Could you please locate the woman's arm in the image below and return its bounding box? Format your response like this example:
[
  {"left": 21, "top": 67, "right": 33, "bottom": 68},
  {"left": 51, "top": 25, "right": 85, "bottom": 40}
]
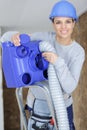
[
  {"left": 0, "top": 31, "right": 19, "bottom": 44},
  {"left": 0, "top": 31, "right": 53, "bottom": 46},
  {"left": 53, "top": 49, "right": 85, "bottom": 94}
]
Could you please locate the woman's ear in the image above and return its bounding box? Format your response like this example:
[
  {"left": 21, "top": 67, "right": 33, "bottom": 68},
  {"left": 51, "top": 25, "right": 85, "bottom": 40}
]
[
  {"left": 52, "top": 22, "right": 57, "bottom": 32},
  {"left": 73, "top": 21, "right": 76, "bottom": 28}
]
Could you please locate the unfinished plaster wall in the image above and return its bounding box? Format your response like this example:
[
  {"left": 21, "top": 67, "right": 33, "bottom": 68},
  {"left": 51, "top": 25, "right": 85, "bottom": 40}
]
[{"left": 72, "top": 11, "right": 87, "bottom": 130}]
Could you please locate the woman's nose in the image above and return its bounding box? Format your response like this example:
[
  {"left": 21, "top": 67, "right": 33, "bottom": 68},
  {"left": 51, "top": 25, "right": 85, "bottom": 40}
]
[{"left": 61, "top": 23, "right": 66, "bottom": 29}]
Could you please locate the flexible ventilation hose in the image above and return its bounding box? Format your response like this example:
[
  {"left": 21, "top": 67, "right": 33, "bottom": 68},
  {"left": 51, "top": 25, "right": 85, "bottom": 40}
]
[{"left": 39, "top": 41, "right": 69, "bottom": 130}]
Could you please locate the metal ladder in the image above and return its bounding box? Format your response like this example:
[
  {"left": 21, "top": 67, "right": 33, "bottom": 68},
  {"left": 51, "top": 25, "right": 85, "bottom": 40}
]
[{"left": 15, "top": 82, "right": 57, "bottom": 130}]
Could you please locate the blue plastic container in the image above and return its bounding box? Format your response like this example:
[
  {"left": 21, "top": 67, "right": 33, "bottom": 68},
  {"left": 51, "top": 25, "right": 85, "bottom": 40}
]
[{"left": 2, "top": 34, "right": 48, "bottom": 88}]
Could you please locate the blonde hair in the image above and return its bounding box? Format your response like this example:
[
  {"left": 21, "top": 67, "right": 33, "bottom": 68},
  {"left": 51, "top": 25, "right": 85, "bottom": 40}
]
[{"left": 72, "top": 21, "right": 80, "bottom": 42}]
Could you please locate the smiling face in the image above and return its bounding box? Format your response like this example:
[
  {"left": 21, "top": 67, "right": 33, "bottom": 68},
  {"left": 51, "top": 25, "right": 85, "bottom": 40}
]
[{"left": 53, "top": 17, "right": 75, "bottom": 43}]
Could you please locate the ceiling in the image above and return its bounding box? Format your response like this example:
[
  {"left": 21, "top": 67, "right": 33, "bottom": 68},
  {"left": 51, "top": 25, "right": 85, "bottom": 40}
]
[{"left": 0, "top": 0, "right": 87, "bottom": 32}]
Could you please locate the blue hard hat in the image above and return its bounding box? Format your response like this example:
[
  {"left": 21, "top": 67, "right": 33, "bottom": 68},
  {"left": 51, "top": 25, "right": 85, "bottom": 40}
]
[{"left": 49, "top": 0, "right": 78, "bottom": 21}]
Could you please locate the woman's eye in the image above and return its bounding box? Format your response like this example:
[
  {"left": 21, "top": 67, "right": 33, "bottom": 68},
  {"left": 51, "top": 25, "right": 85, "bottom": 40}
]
[
  {"left": 54, "top": 19, "right": 73, "bottom": 25},
  {"left": 55, "top": 21, "right": 61, "bottom": 24},
  {"left": 66, "top": 20, "right": 72, "bottom": 24}
]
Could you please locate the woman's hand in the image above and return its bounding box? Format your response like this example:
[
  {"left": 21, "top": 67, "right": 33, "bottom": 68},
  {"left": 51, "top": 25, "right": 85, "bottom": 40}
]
[
  {"left": 42, "top": 52, "right": 58, "bottom": 64},
  {"left": 11, "top": 33, "right": 21, "bottom": 46}
]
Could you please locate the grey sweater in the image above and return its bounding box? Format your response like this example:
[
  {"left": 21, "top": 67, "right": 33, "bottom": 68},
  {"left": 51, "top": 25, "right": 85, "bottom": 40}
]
[
  {"left": 0, "top": 31, "right": 85, "bottom": 107},
  {"left": 31, "top": 32, "right": 85, "bottom": 107}
]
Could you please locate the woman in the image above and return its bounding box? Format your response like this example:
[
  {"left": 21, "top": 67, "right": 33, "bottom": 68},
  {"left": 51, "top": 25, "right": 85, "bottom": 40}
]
[{"left": 1, "top": 1, "right": 85, "bottom": 129}]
